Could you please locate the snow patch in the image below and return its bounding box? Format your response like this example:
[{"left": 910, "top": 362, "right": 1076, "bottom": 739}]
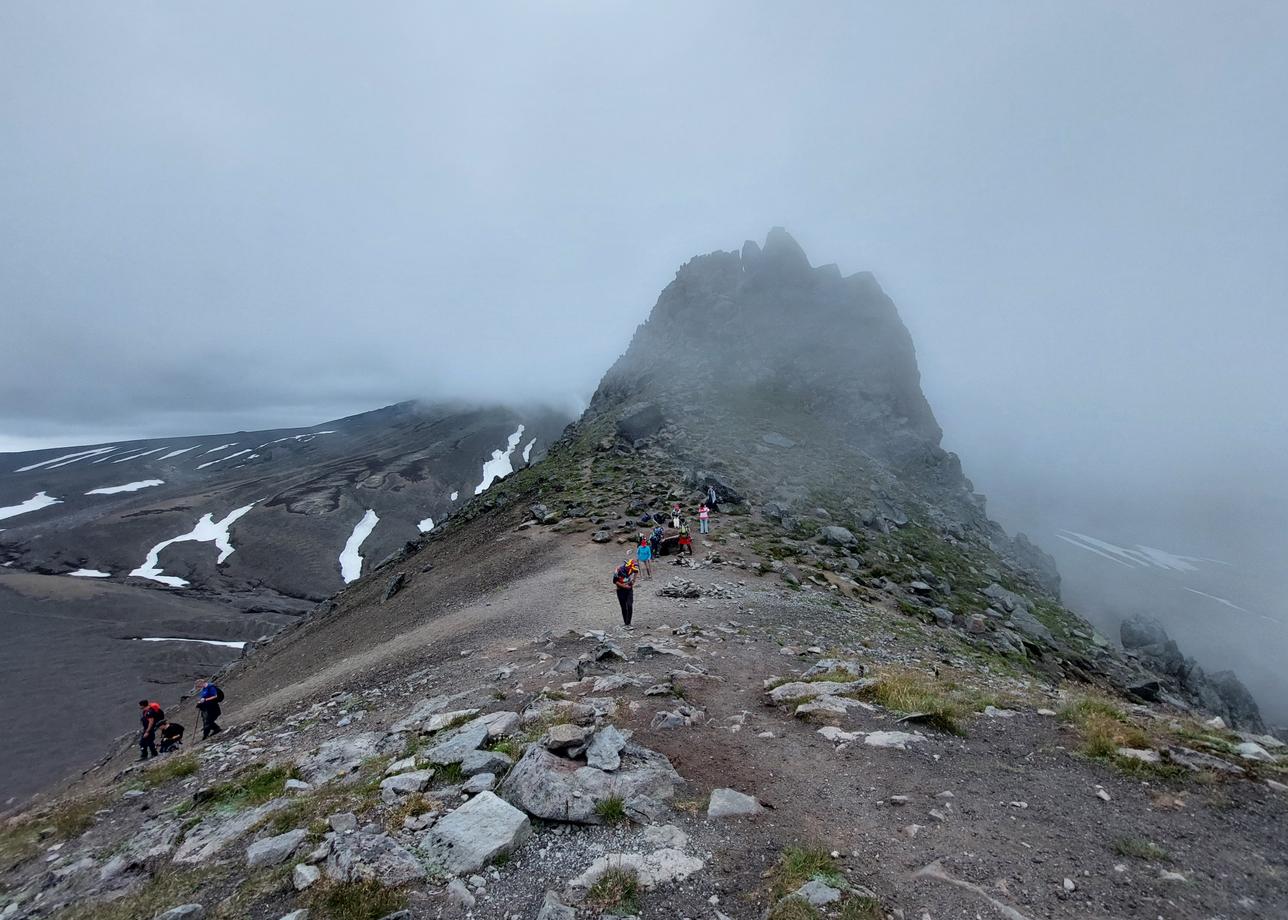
[
  {"left": 15, "top": 447, "right": 117, "bottom": 472},
  {"left": 450, "top": 491, "right": 459, "bottom": 501},
  {"left": 86, "top": 479, "right": 164, "bottom": 495},
  {"left": 158, "top": 446, "right": 200, "bottom": 461},
  {"left": 268, "top": 430, "right": 336, "bottom": 445},
  {"left": 474, "top": 425, "right": 525, "bottom": 494},
  {"left": 196, "top": 449, "right": 252, "bottom": 470},
  {"left": 418, "top": 517, "right": 434, "bottom": 533},
  {"left": 68, "top": 569, "right": 111, "bottom": 578},
  {"left": 130, "top": 503, "right": 256, "bottom": 587},
  {"left": 201, "top": 443, "right": 238, "bottom": 455},
  {"left": 522, "top": 437, "right": 537, "bottom": 464},
  {"left": 339, "top": 509, "right": 379, "bottom": 584},
  {"left": 0, "top": 491, "right": 63, "bottom": 521},
  {"left": 1056, "top": 530, "right": 1216, "bottom": 573},
  {"left": 136, "top": 637, "right": 246, "bottom": 650},
  {"left": 111, "top": 447, "right": 167, "bottom": 464}
]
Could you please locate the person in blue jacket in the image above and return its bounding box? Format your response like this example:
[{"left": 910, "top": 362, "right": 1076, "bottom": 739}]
[{"left": 195, "top": 678, "right": 224, "bottom": 739}]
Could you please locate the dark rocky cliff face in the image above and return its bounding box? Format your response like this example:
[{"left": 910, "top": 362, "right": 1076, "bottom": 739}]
[{"left": 585, "top": 227, "right": 1058, "bottom": 594}]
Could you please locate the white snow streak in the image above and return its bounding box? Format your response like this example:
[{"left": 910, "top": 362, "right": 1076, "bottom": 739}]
[
  {"left": 86, "top": 479, "right": 164, "bottom": 495},
  {"left": 1055, "top": 530, "right": 1215, "bottom": 573},
  {"left": 268, "top": 430, "right": 337, "bottom": 445},
  {"left": 450, "top": 491, "right": 459, "bottom": 501},
  {"left": 418, "top": 517, "right": 434, "bottom": 533},
  {"left": 474, "top": 425, "right": 525, "bottom": 494},
  {"left": 339, "top": 509, "right": 379, "bottom": 584},
  {"left": 0, "top": 491, "right": 63, "bottom": 521},
  {"left": 522, "top": 437, "right": 536, "bottom": 464},
  {"left": 112, "top": 447, "right": 167, "bottom": 463},
  {"left": 15, "top": 447, "right": 116, "bottom": 472},
  {"left": 130, "top": 503, "right": 256, "bottom": 587},
  {"left": 158, "top": 446, "right": 201, "bottom": 461},
  {"left": 196, "top": 449, "right": 252, "bottom": 470},
  {"left": 202, "top": 443, "right": 238, "bottom": 455},
  {"left": 68, "top": 569, "right": 111, "bottom": 578},
  {"left": 137, "top": 637, "right": 246, "bottom": 649}
]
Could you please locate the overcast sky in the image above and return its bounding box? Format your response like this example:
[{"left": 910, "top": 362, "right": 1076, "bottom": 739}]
[{"left": 1, "top": 4, "right": 1283, "bottom": 512}]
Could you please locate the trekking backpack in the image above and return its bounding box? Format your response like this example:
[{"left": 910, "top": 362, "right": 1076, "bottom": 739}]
[
  {"left": 148, "top": 702, "right": 165, "bottom": 722},
  {"left": 213, "top": 686, "right": 225, "bottom": 704}
]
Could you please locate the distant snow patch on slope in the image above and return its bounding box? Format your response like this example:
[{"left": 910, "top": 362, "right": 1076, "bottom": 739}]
[
  {"left": 86, "top": 479, "right": 164, "bottom": 495},
  {"left": 196, "top": 449, "right": 252, "bottom": 470},
  {"left": 68, "top": 569, "right": 111, "bottom": 578},
  {"left": 202, "top": 443, "right": 238, "bottom": 455},
  {"left": 158, "top": 446, "right": 200, "bottom": 461},
  {"left": 112, "top": 447, "right": 167, "bottom": 463},
  {"left": 131, "top": 503, "right": 256, "bottom": 588},
  {"left": 15, "top": 447, "right": 117, "bottom": 472},
  {"left": 0, "top": 491, "right": 63, "bottom": 521},
  {"left": 522, "top": 437, "right": 536, "bottom": 464},
  {"left": 418, "top": 517, "right": 434, "bottom": 533},
  {"left": 1055, "top": 530, "right": 1216, "bottom": 573},
  {"left": 269, "top": 430, "right": 337, "bottom": 445},
  {"left": 136, "top": 637, "right": 246, "bottom": 649},
  {"left": 340, "top": 509, "right": 379, "bottom": 584},
  {"left": 451, "top": 491, "right": 459, "bottom": 501},
  {"left": 474, "top": 425, "right": 525, "bottom": 494}
]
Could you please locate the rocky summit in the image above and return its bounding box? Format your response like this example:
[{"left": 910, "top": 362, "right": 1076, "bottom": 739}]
[{"left": 1, "top": 231, "right": 1283, "bottom": 920}]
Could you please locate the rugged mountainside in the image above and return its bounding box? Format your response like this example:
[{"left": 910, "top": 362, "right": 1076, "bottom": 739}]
[
  {"left": 0, "top": 401, "right": 569, "bottom": 802},
  {"left": 1, "top": 232, "right": 1283, "bottom": 920}
]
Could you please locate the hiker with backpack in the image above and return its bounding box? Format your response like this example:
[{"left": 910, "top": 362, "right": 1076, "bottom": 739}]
[
  {"left": 649, "top": 524, "right": 664, "bottom": 558},
  {"left": 678, "top": 520, "right": 694, "bottom": 555},
  {"left": 613, "top": 558, "right": 638, "bottom": 628},
  {"left": 196, "top": 678, "right": 224, "bottom": 739},
  {"left": 137, "top": 699, "right": 164, "bottom": 760},
  {"left": 706, "top": 484, "right": 719, "bottom": 512}
]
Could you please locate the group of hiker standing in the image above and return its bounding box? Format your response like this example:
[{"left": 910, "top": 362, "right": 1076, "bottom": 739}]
[
  {"left": 137, "top": 678, "right": 225, "bottom": 761},
  {"left": 612, "top": 485, "right": 720, "bottom": 628}
]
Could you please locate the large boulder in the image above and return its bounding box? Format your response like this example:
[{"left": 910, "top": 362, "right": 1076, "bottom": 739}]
[
  {"left": 424, "top": 722, "right": 489, "bottom": 765},
  {"left": 498, "top": 742, "right": 680, "bottom": 824},
  {"left": 324, "top": 832, "right": 426, "bottom": 886},
  {"left": 246, "top": 829, "right": 307, "bottom": 868},
  {"left": 420, "top": 792, "right": 531, "bottom": 875},
  {"left": 820, "top": 526, "right": 857, "bottom": 547}
]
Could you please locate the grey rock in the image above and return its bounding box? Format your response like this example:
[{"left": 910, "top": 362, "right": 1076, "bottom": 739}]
[
  {"left": 498, "top": 742, "right": 680, "bottom": 824},
  {"left": 445, "top": 878, "right": 475, "bottom": 911},
  {"left": 328, "top": 812, "right": 358, "bottom": 833},
  {"left": 424, "top": 723, "right": 489, "bottom": 765},
  {"left": 247, "top": 829, "right": 307, "bottom": 868},
  {"left": 820, "top": 525, "right": 857, "bottom": 547},
  {"left": 707, "top": 787, "right": 763, "bottom": 818},
  {"left": 174, "top": 799, "right": 290, "bottom": 864},
  {"left": 535, "top": 890, "right": 576, "bottom": 920},
  {"left": 324, "top": 832, "right": 426, "bottom": 885},
  {"left": 461, "top": 749, "right": 512, "bottom": 776},
  {"left": 293, "top": 863, "right": 321, "bottom": 890},
  {"left": 379, "top": 770, "right": 432, "bottom": 803},
  {"left": 591, "top": 530, "right": 612, "bottom": 543},
  {"left": 792, "top": 880, "right": 842, "bottom": 906},
  {"left": 421, "top": 792, "right": 531, "bottom": 875},
  {"left": 463, "top": 772, "right": 497, "bottom": 794},
  {"left": 585, "top": 725, "right": 628, "bottom": 771},
  {"left": 284, "top": 778, "right": 312, "bottom": 793},
  {"left": 382, "top": 573, "right": 407, "bottom": 602},
  {"left": 156, "top": 907, "right": 204, "bottom": 920},
  {"left": 299, "top": 733, "right": 385, "bottom": 784},
  {"left": 1009, "top": 608, "right": 1055, "bottom": 645},
  {"left": 542, "top": 723, "right": 592, "bottom": 751},
  {"left": 279, "top": 911, "right": 310, "bottom": 920}
]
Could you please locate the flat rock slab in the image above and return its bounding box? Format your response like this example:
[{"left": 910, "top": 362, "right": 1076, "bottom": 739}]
[
  {"left": 707, "top": 788, "right": 763, "bottom": 818},
  {"left": 568, "top": 848, "right": 704, "bottom": 889},
  {"left": 421, "top": 791, "right": 531, "bottom": 875},
  {"left": 325, "top": 831, "right": 426, "bottom": 886},
  {"left": 380, "top": 769, "right": 433, "bottom": 803},
  {"left": 499, "top": 743, "right": 680, "bottom": 824},
  {"left": 246, "top": 829, "right": 307, "bottom": 868},
  {"left": 864, "top": 731, "right": 926, "bottom": 750},
  {"left": 174, "top": 799, "right": 290, "bottom": 864},
  {"left": 298, "top": 733, "right": 386, "bottom": 784},
  {"left": 424, "top": 723, "right": 489, "bottom": 765},
  {"left": 585, "top": 726, "right": 628, "bottom": 771}
]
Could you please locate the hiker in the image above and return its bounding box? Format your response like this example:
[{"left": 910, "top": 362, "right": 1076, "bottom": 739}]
[
  {"left": 613, "top": 558, "right": 638, "bottom": 628},
  {"left": 671, "top": 502, "right": 682, "bottom": 528},
  {"left": 650, "top": 524, "right": 664, "bottom": 557},
  {"left": 636, "top": 534, "right": 653, "bottom": 577},
  {"left": 138, "top": 699, "right": 164, "bottom": 760},
  {"left": 678, "top": 520, "right": 694, "bottom": 555},
  {"left": 158, "top": 720, "right": 185, "bottom": 753},
  {"left": 698, "top": 502, "right": 710, "bottom": 534},
  {"left": 706, "top": 484, "right": 719, "bottom": 512},
  {"left": 195, "top": 678, "right": 224, "bottom": 739}
]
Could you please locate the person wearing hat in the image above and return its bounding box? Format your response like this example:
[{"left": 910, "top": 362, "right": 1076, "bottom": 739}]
[{"left": 612, "top": 558, "right": 639, "bottom": 628}]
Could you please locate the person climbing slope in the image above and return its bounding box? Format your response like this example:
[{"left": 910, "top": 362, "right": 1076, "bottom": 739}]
[
  {"left": 158, "top": 720, "right": 185, "bottom": 753},
  {"left": 613, "top": 558, "right": 638, "bottom": 628},
  {"left": 650, "top": 523, "right": 664, "bottom": 557},
  {"left": 195, "top": 678, "right": 224, "bottom": 739},
  {"left": 137, "top": 699, "right": 164, "bottom": 761},
  {"left": 636, "top": 534, "right": 653, "bottom": 577},
  {"left": 678, "top": 519, "right": 693, "bottom": 555}
]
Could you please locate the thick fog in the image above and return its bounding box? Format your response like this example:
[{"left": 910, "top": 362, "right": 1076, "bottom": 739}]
[{"left": 2, "top": 6, "right": 1285, "bottom": 717}]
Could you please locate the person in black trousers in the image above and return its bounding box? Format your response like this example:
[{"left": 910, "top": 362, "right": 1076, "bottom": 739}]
[{"left": 613, "top": 559, "right": 638, "bottom": 628}]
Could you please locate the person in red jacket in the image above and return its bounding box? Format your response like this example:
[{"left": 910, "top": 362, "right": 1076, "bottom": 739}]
[{"left": 137, "top": 699, "right": 164, "bottom": 760}]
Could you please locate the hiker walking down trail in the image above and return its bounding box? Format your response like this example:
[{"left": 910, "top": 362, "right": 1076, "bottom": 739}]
[
  {"left": 613, "top": 559, "right": 638, "bottom": 628},
  {"left": 137, "top": 699, "right": 164, "bottom": 760},
  {"left": 196, "top": 679, "right": 224, "bottom": 739},
  {"left": 636, "top": 535, "right": 653, "bottom": 577},
  {"left": 706, "top": 484, "right": 719, "bottom": 512},
  {"left": 698, "top": 502, "right": 710, "bottom": 534},
  {"left": 678, "top": 520, "right": 694, "bottom": 555},
  {"left": 650, "top": 524, "right": 664, "bottom": 558}
]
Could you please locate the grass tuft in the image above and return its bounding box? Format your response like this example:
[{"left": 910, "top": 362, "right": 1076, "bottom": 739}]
[
  {"left": 769, "top": 845, "right": 844, "bottom": 901},
  {"left": 585, "top": 867, "right": 642, "bottom": 915},
  {"left": 594, "top": 796, "right": 627, "bottom": 824},
  {"left": 852, "top": 669, "right": 969, "bottom": 735},
  {"left": 1112, "top": 837, "right": 1169, "bottom": 861},
  {"left": 138, "top": 752, "right": 200, "bottom": 787},
  {"left": 306, "top": 879, "right": 407, "bottom": 920}
]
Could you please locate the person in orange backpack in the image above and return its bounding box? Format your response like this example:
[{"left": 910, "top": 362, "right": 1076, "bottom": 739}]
[{"left": 138, "top": 699, "right": 164, "bottom": 760}]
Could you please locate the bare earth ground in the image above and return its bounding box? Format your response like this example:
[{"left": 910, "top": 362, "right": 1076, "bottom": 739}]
[{"left": 8, "top": 515, "right": 1286, "bottom": 920}]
